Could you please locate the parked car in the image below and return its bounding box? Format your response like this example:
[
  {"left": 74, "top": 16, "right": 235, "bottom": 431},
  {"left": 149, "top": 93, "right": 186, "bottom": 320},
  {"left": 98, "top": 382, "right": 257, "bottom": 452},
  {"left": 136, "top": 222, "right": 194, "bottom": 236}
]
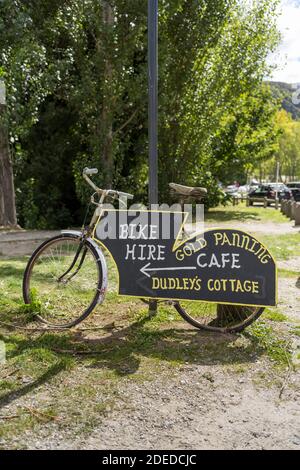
[
  {"left": 224, "top": 185, "right": 241, "bottom": 199},
  {"left": 249, "top": 180, "right": 259, "bottom": 191},
  {"left": 248, "top": 183, "right": 292, "bottom": 206},
  {"left": 237, "top": 184, "right": 250, "bottom": 195},
  {"left": 268, "top": 183, "right": 292, "bottom": 201},
  {"left": 286, "top": 182, "right": 300, "bottom": 202},
  {"left": 286, "top": 182, "right": 300, "bottom": 189},
  {"left": 289, "top": 188, "right": 300, "bottom": 202}
]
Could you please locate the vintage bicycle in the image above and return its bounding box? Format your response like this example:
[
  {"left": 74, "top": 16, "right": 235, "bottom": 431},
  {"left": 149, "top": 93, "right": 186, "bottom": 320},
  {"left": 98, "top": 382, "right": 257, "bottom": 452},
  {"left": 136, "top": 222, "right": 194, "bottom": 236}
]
[{"left": 23, "top": 168, "right": 274, "bottom": 333}]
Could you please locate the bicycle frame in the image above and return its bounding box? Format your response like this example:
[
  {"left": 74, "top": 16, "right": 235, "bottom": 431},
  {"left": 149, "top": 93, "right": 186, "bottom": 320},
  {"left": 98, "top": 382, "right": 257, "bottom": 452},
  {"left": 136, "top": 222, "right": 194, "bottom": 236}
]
[
  {"left": 58, "top": 191, "right": 125, "bottom": 288},
  {"left": 22, "top": 168, "right": 275, "bottom": 332}
]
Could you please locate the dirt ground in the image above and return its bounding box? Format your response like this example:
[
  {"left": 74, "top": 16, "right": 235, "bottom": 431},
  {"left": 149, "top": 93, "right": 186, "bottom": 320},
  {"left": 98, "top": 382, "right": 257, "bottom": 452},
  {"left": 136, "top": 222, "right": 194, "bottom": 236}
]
[
  {"left": 205, "top": 218, "right": 297, "bottom": 234},
  {"left": 0, "top": 217, "right": 299, "bottom": 450},
  {"left": 1, "top": 326, "right": 299, "bottom": 450},
  {"left": 67, "top": 365, "right": 300, "bottom": 450}
]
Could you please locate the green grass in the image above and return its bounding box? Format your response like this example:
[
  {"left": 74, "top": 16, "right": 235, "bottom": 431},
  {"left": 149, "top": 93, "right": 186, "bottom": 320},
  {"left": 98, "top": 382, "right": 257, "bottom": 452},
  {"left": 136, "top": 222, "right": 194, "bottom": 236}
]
[
  {"left": 278, "top": 268, "right": 300, "bottom": 278},
  {"left": 255, "top": 233, "right": 300, "bottom": 260},
  {"left": 205, "top": 201, "right": 288, "bottom": 224},
  {"left": 246, "top": 322, "right": 291, "bottom": 366},
  {"left": 291, "top": 325, "right": 300, "bottom": 337},
  {"left": 263, "top": 309, "right": 288, "bottom": 323},
  {"left": 0, "top": 257, "right": 33, "bottom": 324}
]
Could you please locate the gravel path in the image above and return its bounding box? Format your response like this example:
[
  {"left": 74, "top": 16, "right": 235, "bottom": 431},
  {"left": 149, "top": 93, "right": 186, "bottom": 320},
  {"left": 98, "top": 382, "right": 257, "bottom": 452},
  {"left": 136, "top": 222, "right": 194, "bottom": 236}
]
[
  {"left": 73, "top": 368, "right": 300, "bottom": 450},
  {"left": 205, "top": 220, "right": 297, "bottom": 235},
  {"left": 3, "top": 360, "right": 299, "bottom": 450}
]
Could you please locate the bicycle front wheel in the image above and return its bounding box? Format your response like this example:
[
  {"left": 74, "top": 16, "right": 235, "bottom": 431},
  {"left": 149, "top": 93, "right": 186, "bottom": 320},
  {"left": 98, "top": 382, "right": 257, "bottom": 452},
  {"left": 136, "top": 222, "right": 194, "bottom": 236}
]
[
  {"left": 23, "top": 233, "right": 105, "bottom": 328},
  {"left": 175, "top": 301, "right": 264, "bottom": 333}
]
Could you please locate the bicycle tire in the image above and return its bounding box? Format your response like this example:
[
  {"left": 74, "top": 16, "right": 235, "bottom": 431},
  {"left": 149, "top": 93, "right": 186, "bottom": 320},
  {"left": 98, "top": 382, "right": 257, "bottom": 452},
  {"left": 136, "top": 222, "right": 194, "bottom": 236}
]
[
  {"left": 174, "top": 301, "right": 264, "bottom": 333},
  {"left": 23, "top": 233, "right": 106, "bottom": 328}
]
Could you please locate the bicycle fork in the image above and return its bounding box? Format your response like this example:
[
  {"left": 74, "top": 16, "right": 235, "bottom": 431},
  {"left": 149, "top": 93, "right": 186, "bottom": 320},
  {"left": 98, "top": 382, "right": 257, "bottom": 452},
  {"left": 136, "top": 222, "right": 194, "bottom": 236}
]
[{"left": 57, "top": 241, "right": 88, "bottom": 284}]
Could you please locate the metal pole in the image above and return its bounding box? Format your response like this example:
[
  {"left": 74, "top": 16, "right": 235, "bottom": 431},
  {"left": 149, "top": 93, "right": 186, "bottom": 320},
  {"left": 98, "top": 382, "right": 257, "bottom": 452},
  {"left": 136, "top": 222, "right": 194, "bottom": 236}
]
[
  {"left": 148, "top": 0, "right": 158, "bottom": 316},
  {"left": 148, "top": 0, "right": 158, "bottom": 207},
  {"left": 275, "top": 160, "right": 280, "bottom": 209}
]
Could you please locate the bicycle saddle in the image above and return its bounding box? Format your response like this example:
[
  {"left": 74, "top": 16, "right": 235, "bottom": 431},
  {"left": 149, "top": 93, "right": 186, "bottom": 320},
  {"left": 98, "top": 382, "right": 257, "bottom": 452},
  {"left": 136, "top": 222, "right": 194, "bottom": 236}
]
[{"left": 169, "top": 183, "right": 207, "bottom": 198}]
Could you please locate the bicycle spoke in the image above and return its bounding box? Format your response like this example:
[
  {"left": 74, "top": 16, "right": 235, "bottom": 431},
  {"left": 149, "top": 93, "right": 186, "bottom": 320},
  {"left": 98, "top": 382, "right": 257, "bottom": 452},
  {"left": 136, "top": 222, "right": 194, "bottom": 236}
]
[
  {"left": 24, "top": 236, "right": 101, "bottom": 327},
  {"left": 175, "top": 301, "right": 263, "bottom": 332}
]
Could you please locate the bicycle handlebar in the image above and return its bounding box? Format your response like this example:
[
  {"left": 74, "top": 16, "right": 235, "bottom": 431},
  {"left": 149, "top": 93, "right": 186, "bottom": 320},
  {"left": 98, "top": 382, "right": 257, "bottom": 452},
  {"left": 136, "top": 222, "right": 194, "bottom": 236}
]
[
  {"left": 83, "top": 168, "right": 98, "bottom": 176},
  {"left": 82, "top": 167, "right": 134, "bottom": 200}
]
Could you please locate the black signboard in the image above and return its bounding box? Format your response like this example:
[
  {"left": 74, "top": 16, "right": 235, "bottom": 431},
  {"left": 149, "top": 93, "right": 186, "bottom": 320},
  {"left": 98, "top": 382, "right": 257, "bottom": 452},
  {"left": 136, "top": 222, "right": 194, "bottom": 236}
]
[{"left": 93, "top": 210, "right": 277, "bottom": 307}]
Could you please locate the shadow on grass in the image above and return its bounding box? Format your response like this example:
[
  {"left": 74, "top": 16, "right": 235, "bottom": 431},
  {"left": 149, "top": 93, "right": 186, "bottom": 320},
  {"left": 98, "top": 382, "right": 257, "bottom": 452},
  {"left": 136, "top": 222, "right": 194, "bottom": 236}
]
[
  {"left": 0, "top": 264, "right": 26, "bottom": 278},
  {"left": 84, "top": 318, "right": 264, "bottom": 375},
  {"left": 0, "top": 314, "right": 264, "bottom": 410},
  {"left": 0, "top": 361, "right": 67, "bottom": 409}
]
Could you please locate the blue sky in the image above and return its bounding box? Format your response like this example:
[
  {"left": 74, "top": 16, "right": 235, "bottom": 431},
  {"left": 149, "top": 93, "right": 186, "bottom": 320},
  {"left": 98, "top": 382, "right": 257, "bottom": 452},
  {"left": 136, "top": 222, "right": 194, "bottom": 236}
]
[{"left": 268, "top": 0, "right": 300, "bottom": 83}]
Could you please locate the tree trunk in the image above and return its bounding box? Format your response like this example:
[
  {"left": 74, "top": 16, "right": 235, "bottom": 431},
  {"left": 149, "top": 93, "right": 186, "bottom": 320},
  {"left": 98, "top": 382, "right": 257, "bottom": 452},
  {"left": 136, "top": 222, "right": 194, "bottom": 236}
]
[
  {"left": 0, "top": 103, "right": 17, "bottom": 228},
  {"left": 259, "top": 163, "right": 262, "bottom": 183}
]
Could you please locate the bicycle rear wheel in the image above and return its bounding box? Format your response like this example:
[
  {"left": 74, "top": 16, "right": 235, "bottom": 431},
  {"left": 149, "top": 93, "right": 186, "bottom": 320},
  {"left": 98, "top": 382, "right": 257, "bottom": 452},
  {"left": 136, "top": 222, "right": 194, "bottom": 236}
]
[
  {"left": 23, "top": 233, "right": 105, "bottom": 328},
  {"left": 175, "top": 301, "right": 264, "bottom": 333}
]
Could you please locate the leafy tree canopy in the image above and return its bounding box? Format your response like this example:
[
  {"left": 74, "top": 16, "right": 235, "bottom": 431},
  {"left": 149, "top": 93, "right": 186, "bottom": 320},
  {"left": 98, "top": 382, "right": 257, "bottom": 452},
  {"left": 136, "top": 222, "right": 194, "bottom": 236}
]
[{"left": 0, "top": 0, "right": 281, "bottom": 227}]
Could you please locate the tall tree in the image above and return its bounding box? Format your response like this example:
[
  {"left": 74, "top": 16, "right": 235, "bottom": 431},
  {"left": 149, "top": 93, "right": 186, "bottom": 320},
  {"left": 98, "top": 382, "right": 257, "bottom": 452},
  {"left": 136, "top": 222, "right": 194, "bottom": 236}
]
[
  {"left": 0, "top": 81, "right": 17, "bottom": 228},
  {"left": 262, "top": 109, "right": 300, "bottom": 181},
  {"left": 211, "top": 84, "right": 280, "bottom": 185},
  {"left": 158, "top": 0, "right": 280, "bottom": 199},
  {"left": 0, "top": 0, "right": 281, "bottom": 228}
]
